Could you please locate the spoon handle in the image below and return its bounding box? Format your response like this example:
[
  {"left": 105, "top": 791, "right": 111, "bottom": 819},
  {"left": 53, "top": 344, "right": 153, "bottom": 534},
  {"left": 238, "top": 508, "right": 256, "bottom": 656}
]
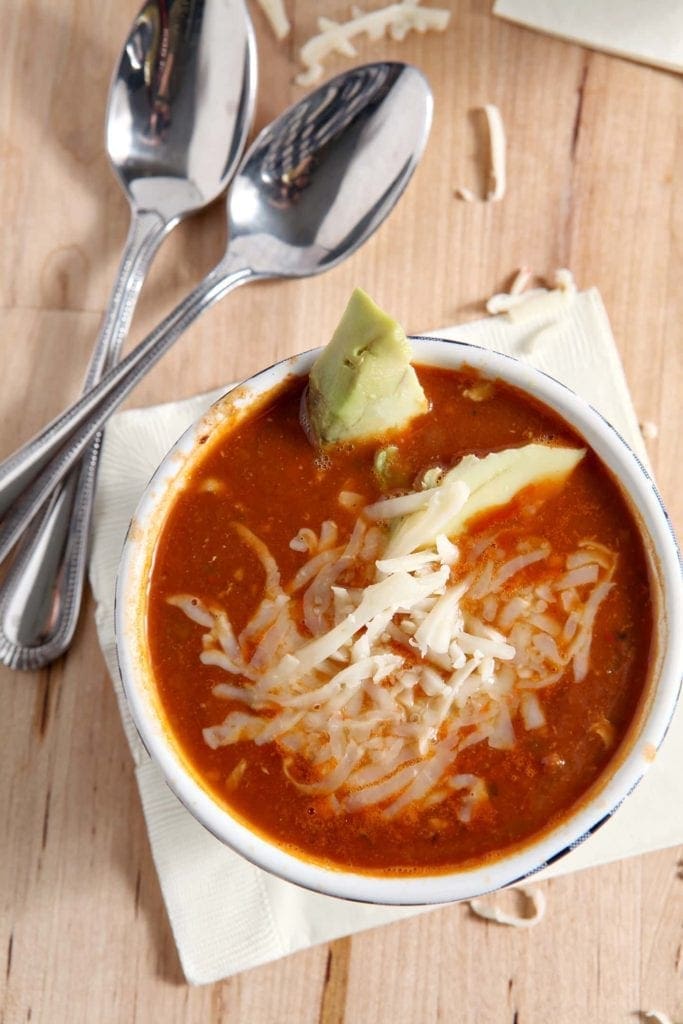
[
  {"left": 0, "top": 213, "right": 163, "bottom": 513},
  {"left": 0, "top": 209, "right": 172, "bottom": 669},
  {"left": 0, "top": 253, "right": 256, "bottom": 582}
]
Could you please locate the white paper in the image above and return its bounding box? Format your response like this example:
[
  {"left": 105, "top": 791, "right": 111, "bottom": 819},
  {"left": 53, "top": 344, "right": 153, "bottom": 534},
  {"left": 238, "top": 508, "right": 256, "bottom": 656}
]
[
  {"left": 493, "top": 0, "right": 683, "bottom": 74},
  {"left": 89, "top": 289, "right": 682, "bottom": 984}
]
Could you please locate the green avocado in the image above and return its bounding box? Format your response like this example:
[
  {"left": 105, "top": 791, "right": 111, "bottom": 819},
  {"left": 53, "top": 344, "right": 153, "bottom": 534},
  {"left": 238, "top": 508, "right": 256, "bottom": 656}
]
[
  {"left": 306, "top": 289, "right": 428, "bottom": 446},
  {"left": 383, "top": 443, "right": 586, "bottom": 559}
]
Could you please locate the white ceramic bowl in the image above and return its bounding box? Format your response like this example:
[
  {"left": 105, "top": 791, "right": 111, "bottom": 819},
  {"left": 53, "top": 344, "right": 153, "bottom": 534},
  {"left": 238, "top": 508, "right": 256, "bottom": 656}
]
[{"left": 115, "top": 338, "right": 683, "bottom": 904}]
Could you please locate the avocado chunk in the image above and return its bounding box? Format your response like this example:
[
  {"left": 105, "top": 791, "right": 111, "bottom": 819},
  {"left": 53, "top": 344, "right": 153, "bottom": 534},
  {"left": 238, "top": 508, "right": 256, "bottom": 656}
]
[{"left": 306, "top": 289, "right": 428, "bottom": 446}]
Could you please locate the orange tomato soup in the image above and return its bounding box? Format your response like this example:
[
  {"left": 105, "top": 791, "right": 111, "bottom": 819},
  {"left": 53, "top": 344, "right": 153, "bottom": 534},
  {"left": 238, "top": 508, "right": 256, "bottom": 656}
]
[{"left": 146, "top": 366, "right": 652, "bottom": 874}]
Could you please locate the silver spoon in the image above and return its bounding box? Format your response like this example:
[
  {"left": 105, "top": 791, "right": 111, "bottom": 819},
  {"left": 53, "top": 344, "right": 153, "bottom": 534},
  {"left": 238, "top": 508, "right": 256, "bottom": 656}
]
[
  {"left": 0, "top": 62, "right": 433, "bottom": 670},
  {"left": 0, "top": 0, "right": 256, "bottom": 669}
]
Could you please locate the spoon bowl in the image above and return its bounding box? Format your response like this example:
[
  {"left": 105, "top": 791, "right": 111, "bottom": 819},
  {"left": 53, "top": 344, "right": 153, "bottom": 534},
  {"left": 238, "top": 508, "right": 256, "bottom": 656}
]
[
  {"left": 227, "top": 63, "right": 432, "bottom": 276},
  {"left": 108, "top": 0, "right": 255, "bottom": 219}
]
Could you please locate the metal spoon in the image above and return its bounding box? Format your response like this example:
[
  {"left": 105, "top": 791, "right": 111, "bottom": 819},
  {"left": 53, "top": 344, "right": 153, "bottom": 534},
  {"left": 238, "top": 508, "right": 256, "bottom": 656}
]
[
  {"left": 0, "top": 0, "right": 256, "bottom": 669},
  {"left": 0, "top": 62, "right": 433, "bottom": 670}
]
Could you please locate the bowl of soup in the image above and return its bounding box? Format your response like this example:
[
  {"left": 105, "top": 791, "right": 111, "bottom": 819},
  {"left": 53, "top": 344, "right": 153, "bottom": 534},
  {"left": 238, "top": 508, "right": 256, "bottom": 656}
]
[{"left": 115, "top": 336, "right": 682, "bottom": 904}]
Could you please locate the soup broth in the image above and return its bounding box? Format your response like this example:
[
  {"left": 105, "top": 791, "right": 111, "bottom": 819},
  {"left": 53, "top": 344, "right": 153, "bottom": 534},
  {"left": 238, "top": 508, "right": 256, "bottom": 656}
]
[{"left": 146, "top": 366, "right": 652, "bottom": 874}]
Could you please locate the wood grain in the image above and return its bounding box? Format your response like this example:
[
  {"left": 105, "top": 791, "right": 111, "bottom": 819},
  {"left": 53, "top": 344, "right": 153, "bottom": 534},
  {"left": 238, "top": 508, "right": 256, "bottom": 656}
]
[{"left": 1, "top": 1, "right": 681, "bottom": 1022}]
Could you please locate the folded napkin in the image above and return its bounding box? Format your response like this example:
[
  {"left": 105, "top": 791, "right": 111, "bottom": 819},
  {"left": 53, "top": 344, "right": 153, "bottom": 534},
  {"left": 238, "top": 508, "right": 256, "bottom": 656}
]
[
  {"left": 89, "top": 289, "right": 682, "bottom": 985},
  {"left": 493, "top": 0, "right": 683, "bottom": 74}
]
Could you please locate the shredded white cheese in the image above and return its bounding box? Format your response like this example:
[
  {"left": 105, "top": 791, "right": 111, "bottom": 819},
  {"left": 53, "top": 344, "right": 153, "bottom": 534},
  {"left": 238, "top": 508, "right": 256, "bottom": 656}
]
[
  {"left": 510, "top": 266, "right": 533, "bottom": 295},
  {"left": 485, "top": 288, "right": 547, "bottom": 316},
  {"left": 468, "top": 885, "right": 546, "bottom": 928},
  {"left": 455, "top": 104, "right": 507, "bottom": 203},
  {"left": 483, "top": 104, "right": 506, "bottom": 202},
  {"left": 295, "top": 0, "right": 451, "bottom": 86},
  {"left": 169, "top": 462, "right": 616, "bottom": 824},
  {"left": 552, "top": 267, "right": 576, "bottom": 293},
  {"left": 339, "top": 490, "right": 366, "bottom": 510},
  {"left": 255, "top": 0, "right": 290, "bottom": 40},
  {"left": 486, "top": 267, "right": 577, "bottom": 323},
  {"left": 506, "top": 290, "right": 574, "bottom": 324},
  {"left": 640, "top": 420, "right": 659, "bottom": 440}
]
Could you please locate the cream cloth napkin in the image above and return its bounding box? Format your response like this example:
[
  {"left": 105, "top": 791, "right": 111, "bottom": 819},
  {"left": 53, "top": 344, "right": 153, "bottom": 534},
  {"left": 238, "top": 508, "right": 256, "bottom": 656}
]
[
  {"left": 493, "top": 0, "right": 683, "bottom": 73},
  {"left": 89, "top": 289, "right": 682, "bottom": 985}
]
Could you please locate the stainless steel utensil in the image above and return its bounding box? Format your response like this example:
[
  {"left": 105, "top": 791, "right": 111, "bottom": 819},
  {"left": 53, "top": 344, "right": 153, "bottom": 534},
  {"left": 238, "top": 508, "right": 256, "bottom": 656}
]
[
  {"left": 0, "top": 0, "right": 256, "bottom": 669},
  {"left": 0, "top": 62, "right": 433, "bottom": 671}
]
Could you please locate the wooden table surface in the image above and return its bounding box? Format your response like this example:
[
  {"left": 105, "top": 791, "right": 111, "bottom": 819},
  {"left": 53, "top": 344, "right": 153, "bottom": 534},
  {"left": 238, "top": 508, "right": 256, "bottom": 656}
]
[{"left": 1, "top": 2, "right": 682, "bottom": 1021}]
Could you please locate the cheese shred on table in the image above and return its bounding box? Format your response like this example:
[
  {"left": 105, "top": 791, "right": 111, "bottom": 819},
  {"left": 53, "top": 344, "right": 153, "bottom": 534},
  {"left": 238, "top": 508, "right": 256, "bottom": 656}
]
[
  {"left": 255, "top": 0, "right": 291, "bottom": 40},
  {"left": 169, "top": 461, "right": 616, "bottom": 825},
  {"left": 483, "top": 104, "right": 506, "bottom": 202},
  {"left": 295, "top": 0, "right": 451, "bottom": 86},
  {"left": 468, "top": 885, "right": 546, "bottom": 928},
  {"left": 486, "top": 267, "right": 577, "bottom": 320},
  {"left": 455, "top": 104, "right": 507, "bottom": 203}
]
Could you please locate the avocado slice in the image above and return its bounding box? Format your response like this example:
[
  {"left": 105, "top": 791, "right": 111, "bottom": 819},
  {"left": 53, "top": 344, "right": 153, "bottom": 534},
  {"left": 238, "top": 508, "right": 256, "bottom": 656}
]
[
  {"left": 306, "top": 289, "right": 428, "bottom": 446},
  {"left": 440, "top": 444, "right": 586, "bottom": 537},
  {"left": 384, "top": 443, "right": 586, "bottom": 558}
]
